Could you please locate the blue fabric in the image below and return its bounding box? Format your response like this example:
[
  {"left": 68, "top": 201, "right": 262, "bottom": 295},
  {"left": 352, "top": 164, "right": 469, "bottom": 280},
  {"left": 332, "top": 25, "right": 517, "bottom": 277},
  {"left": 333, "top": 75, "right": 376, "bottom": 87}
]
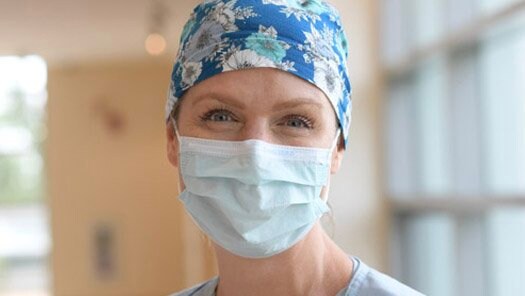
[
  {"left": 165, "top": 0, "right": 352, "bottom": 147},
  {"left": 167, "top": 256, "right": 426, "bottom": 296},
  {"left": 176, "top": 134, "right": 334, "bottom": 258}
]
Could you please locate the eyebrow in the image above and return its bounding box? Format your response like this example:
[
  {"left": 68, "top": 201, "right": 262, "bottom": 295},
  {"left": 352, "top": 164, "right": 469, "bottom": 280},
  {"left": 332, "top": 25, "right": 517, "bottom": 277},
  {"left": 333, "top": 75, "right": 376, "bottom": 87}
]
[
  {"left": 272, "top": 97, "right": 324, "bottom": 111},
  {"left": 191, "top": 91, "right": 323, "bottom": 110},
  {"left": 191, "top": 92, "right": 246, "bottom": 109}
]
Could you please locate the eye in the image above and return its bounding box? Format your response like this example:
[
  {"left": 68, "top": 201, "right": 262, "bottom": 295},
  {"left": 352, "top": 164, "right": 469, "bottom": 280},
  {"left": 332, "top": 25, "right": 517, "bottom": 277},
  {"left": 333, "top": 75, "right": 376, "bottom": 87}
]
[
  {"left": 280, "top": 115, "right": 314, "bottom": 129},
  {"left": 200, "top": 108, "right": 238, "bottom": 122}
]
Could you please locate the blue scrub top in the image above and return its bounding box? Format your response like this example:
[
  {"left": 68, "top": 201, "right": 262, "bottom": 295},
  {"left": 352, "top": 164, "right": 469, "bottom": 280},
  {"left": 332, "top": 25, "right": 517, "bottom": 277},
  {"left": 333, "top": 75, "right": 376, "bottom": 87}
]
[{"left": 169, "top": 256, "right": 425, "bottom": 296}]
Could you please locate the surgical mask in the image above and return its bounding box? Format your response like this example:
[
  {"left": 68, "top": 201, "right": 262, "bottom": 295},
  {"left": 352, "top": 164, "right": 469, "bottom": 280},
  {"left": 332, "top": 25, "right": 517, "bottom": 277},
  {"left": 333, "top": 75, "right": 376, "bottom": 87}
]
[{"left": 173, "top": 121, "right": 340, "bottom": 258}]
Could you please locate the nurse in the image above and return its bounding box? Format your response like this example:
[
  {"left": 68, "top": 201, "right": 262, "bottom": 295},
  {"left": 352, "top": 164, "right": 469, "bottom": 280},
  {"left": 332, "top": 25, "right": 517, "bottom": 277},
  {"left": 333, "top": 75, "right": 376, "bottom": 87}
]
[{"left": 165, "top": 0, "right": 424, "bottom": 295}]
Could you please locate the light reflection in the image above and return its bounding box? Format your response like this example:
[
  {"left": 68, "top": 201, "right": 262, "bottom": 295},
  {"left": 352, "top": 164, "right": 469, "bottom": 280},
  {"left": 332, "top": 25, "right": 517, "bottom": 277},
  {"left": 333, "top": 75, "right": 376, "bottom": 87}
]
[
  {"left": 145, "top": 33, "right": 167, "bottom": 56},
  {"left": 18, "top": 56, "right": 47, "bottom": 95},
  {"left": 0, "top": 126, "right": 33, "bottom": 155},
  {"left": 0, "top": 54, "right": 49, "bottom": 296},
  {"left": 0, "top": 55, "right": 47, "bottom": 97}
]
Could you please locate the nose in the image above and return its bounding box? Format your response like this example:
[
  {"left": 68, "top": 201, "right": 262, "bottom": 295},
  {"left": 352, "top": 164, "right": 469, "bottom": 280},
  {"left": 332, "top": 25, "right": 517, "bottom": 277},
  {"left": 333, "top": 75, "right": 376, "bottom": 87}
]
[{"left": 239, "top": 119, "right": 273, "bottom": 143}]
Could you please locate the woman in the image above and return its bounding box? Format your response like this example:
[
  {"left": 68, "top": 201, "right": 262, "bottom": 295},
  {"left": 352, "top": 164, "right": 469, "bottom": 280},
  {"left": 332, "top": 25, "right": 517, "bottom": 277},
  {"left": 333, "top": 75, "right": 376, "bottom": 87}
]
[{"left": 165, "top": 0, "right": 424, "bottom": 295}]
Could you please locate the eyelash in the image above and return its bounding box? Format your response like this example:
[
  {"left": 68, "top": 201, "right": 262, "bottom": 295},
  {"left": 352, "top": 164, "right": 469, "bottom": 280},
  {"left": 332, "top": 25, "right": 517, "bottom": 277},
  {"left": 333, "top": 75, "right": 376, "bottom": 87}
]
[
  {"left": 200, "top": 108, "right": 237, "bottom": 122},
  {"left": 199, "top": 108, "right": 315, "bottom": 129},
  {"left": 280, "top": 114, "right": 314, "bottom": 129}
]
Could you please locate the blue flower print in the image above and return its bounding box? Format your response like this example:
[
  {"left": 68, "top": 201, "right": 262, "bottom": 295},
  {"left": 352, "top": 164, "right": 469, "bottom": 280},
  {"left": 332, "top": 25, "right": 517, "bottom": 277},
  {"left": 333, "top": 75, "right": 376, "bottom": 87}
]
[
  {"left": 246, "top": 26, "right": 290, "bottom": 63},
  {"left": 296, "top": 0, "right": 331, "bottom": 15},
  {"left": 167, "top": 0, "right": 353, "bottom": 147}
]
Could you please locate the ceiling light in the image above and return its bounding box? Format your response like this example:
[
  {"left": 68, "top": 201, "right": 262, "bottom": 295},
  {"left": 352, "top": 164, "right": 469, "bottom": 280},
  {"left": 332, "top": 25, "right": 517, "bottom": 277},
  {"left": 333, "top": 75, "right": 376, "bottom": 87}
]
[{"left": 145, "top": 33, "right": 166, "bottom": 56}]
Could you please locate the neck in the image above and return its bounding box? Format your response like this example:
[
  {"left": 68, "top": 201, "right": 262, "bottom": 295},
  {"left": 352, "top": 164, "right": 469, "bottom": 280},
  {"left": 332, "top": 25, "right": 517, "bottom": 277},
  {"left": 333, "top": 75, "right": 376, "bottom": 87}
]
[{"left": 214, "top": 223, "right": 353, "bottom": 296}]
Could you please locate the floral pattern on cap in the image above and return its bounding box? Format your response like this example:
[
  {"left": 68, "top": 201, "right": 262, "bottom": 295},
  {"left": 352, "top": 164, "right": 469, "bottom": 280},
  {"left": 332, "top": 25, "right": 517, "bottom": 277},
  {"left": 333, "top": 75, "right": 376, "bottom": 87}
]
[{"left": 166, "top": 0, "right": 352, "bottom": 147}]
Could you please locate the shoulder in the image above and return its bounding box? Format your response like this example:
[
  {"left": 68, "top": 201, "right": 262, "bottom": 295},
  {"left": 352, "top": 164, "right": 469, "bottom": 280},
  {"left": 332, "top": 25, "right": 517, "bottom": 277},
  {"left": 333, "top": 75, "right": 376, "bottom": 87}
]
[
  {"left": 345, "top": 257, "right": 426, "bottom": 296},
  {"left": 168, "top": 277, "right": 219, "bottom": 296}
]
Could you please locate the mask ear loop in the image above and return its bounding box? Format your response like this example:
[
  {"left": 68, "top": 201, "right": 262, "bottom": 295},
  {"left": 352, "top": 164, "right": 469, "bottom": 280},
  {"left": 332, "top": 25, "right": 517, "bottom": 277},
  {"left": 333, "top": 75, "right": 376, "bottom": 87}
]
[
  {"left": 170, "top": 116, "right": 182, "bottom": 143},
  {"left": 320, "top": 128, "right": 341, "bottom": 205},
  {"left": 330, "top": 128, "right": 341, "bottom": 152},
  {"left": 170, "top": 116, "right": 185, "bottom": 158}
]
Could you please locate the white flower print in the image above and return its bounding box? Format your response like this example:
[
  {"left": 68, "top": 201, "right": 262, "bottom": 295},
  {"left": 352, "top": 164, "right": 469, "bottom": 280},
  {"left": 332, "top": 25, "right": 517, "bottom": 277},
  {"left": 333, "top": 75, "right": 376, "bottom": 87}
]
[
  {"left": 280, "top": 6, "right": 321, "bottom": 23},
  {"left": 208, "top": 1, "right": 238, "bottom": 31},
  {"left": 300, "top": 23, "right": 339, "bottom": 64},
  {"left": 259, "top": 25, "right": 278, "bottom": 38},
  {"left": 320, "top": 23, "right": 335, "bottom": 47},
  {"left": 184, "top": 21, "right": 227, "bottom": 62},
  {"left": 277, "top": 60, "right": 297, "bottom": 72},
  {"left": 313, "top": 60, "right": 342, "bottom": 105},
  {"left": 222, "top": 49, "right": 275, "bottom": 71},
  {"left": 234, "top": 5, "right": 258, "bottom": 20},
  {"left": 204, "top": 0, "right": 257, "bottom": 31},
  {"left": 216, "top": 44, "right": 243, "bottom": 68},
  {"left": 181, "top": 61, "right": 203, "bottom": 87},
  {"left": 262, "top": 0, "right": 289, "bottom": 6}
]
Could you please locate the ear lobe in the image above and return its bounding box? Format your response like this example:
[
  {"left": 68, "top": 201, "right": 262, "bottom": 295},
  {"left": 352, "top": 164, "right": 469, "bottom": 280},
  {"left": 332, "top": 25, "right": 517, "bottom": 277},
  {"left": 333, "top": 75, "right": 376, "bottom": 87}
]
[
  {"left": 166, "top": 122, "right": 180, "bottom": 167},
  {"left": 330, "top": 148, "right": 344, "bottom": 174}
]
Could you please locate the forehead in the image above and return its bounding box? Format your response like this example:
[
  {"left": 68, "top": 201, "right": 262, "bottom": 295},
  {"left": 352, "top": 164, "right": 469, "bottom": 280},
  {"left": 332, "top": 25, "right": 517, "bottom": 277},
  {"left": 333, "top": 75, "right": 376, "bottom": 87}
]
[{"left": 180, "top": 67, "right": 334, "bottom": 112}]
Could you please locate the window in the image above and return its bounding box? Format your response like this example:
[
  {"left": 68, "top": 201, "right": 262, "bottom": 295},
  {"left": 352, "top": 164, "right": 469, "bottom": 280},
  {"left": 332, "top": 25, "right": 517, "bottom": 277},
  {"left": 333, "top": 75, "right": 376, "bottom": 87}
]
[
  {"left": 0, "top": 56, "right": 50, "bottom": 296},
  {"left": 381, "top": 1, "right": 525, "bottom": 295}
]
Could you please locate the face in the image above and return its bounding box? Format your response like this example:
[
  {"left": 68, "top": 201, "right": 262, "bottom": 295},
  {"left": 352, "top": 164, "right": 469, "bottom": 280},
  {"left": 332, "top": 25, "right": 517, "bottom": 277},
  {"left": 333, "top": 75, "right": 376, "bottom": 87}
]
[{"left": 166, "top": 67, "right": 345, "bottom": 193}]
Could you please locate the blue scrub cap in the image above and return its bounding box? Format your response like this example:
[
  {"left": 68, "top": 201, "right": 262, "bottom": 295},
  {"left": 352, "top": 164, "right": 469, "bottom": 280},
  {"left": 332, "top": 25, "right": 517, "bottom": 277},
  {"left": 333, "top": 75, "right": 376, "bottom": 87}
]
[{"left": 165, "top": 0, "right": 352, "bottom": 147}]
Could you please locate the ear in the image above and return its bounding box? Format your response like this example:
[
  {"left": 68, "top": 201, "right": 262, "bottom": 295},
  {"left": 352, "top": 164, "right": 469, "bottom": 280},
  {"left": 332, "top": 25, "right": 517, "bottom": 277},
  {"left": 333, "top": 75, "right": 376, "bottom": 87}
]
[
  {"left": 330, "top": 136, "right": 345, "bottom": 174},
  {"left": 166, "top": 121, "right": 179, "bottom": 167}
]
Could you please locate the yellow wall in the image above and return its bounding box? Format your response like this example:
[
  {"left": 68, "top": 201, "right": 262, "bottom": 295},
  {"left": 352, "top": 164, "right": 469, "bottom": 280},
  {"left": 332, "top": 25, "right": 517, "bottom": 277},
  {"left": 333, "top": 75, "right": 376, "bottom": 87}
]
[{"left": 47, "top": 59, "right": 191, "bottom": 295}]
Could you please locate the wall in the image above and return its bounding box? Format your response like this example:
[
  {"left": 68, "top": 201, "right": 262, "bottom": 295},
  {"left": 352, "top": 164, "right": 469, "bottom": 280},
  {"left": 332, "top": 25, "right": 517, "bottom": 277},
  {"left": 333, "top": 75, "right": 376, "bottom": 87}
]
[
  {"left": 47, "top": 59, "right": 188, "bottom": 295},
  {"left": 329, "top": 0, "right": 389, "bottom": 271}
]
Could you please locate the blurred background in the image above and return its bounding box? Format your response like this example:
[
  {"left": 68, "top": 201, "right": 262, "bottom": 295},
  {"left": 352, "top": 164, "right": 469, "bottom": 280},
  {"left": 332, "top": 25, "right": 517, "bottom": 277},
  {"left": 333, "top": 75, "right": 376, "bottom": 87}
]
[{"left": 0, "top": 0, "right": 524, "bottom": 295}]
